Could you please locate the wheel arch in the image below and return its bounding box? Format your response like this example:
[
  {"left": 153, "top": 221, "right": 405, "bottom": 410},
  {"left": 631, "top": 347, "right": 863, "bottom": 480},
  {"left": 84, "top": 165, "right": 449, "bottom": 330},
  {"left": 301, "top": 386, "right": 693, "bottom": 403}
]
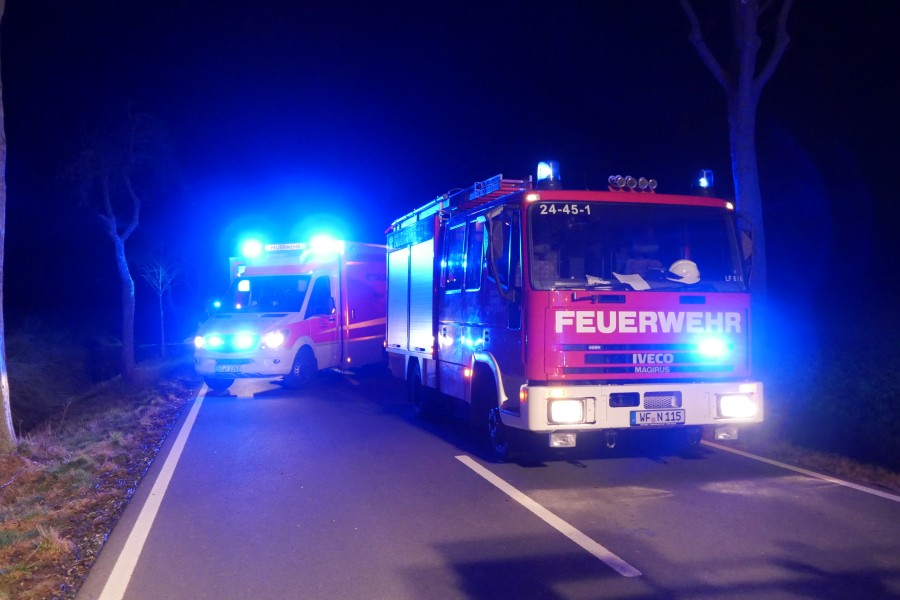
[{"left": 470, "top": 351, "right": 509, "bottom": 409}]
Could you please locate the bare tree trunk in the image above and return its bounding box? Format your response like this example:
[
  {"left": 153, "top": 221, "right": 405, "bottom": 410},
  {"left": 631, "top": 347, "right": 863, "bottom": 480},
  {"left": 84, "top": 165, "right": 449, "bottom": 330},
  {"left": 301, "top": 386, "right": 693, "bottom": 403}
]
[
  {"left": 729, "top": 91, "right": 768, "bottom": 300},
  {"left": 158, "top": 292, "right": 166, "bottom": 359},
  {"left": 679, "top": 0, "right": 794, "bottom": 303},
  {"left": 114, "top": 236, "right": 137, "bottom": 380},
  {"left": 0, "top": 0, "right": 18, "bottom": 453}
]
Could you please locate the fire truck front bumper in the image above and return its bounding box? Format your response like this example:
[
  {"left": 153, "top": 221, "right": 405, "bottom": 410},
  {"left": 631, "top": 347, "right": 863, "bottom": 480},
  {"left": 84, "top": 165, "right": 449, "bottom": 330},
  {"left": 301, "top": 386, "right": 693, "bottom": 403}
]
[{"left": 507, "top": 381, "right": 763, "bottom": 446}]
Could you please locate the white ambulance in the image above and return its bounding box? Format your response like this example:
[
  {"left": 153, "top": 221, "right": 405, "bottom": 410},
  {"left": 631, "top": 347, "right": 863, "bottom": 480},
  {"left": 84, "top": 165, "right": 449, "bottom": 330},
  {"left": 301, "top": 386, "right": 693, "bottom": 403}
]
[{"left": 194, "top": 237, "right": 387, "bottom": 391}]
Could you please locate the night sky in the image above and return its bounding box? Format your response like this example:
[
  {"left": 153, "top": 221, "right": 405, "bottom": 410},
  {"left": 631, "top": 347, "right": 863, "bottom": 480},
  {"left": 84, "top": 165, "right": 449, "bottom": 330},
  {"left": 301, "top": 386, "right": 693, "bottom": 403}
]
[{"left": 2, "top": 1, "right": 898, "bottom": 343}]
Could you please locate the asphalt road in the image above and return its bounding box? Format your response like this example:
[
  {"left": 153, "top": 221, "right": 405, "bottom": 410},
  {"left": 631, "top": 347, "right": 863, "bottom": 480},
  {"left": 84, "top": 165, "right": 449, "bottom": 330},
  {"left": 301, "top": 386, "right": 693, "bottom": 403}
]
[{"left": 77, "top": 370, "right": 900, "bottom": 600}]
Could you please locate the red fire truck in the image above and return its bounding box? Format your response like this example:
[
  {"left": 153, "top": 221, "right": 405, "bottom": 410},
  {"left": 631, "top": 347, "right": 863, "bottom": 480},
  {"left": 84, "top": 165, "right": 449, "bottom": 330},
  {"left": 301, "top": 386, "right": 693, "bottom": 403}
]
[
  {"left": 386, "top": 162, "right": 762, "bottom": 459},
  {"left": 195, "top": 237, "right": 387, "bottom": 391}
]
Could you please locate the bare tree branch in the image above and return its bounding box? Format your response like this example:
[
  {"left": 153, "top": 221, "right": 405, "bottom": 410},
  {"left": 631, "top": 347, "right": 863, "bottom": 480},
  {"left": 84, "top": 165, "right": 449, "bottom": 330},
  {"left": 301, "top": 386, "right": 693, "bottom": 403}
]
[
  {"left": 679, "top": 0, "right": 731, "bottom": 91},
  {"left": 754, "top": 0, "right": 794, "bottom": 94}
]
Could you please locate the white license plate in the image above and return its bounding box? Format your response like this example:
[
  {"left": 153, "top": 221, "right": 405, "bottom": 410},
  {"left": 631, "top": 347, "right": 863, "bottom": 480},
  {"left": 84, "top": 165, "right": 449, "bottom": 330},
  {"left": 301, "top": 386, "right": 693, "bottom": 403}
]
[
  {"left": 215, "top": 364, "right": 242, "bottom": 373},
  {"left": 630, "top": 409, "right": 685, "bottom": 426}
]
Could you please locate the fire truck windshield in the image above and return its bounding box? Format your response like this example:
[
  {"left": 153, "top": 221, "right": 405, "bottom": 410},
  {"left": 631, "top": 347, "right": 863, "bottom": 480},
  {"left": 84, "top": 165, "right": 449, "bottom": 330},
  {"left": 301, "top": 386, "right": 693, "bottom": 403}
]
[
  {"left": 223, "top": 275, "right": 310, "bottom": 312},
  {"left": 528, "top": 202, "right": 746, "bottom": 292}
]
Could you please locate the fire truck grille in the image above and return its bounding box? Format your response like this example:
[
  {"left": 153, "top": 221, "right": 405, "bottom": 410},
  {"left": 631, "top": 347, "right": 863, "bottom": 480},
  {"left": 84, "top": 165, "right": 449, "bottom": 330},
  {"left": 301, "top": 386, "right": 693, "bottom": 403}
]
[{"left": 643, "top": 391, "right": 682, "bottom": 409}]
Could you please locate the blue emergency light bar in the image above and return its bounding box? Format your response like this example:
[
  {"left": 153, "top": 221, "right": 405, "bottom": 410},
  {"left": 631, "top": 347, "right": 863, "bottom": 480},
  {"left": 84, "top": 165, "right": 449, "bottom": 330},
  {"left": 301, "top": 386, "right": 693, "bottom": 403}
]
[{"left": 536, "top": 160, "right": 561, "bottom": 190}]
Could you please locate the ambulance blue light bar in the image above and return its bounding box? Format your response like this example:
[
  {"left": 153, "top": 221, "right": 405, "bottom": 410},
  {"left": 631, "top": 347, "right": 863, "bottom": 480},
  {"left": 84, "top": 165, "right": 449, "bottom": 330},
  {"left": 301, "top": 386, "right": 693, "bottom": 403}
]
[{"left": 241, "top": 239, "right": 264, "bottom": 258}]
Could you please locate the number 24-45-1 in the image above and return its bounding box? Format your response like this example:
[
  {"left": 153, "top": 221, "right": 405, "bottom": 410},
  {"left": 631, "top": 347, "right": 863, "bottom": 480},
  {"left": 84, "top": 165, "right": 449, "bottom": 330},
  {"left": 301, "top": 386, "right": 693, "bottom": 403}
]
[{"left": 539, "top": 203, "right": 590, "bottom": 215}]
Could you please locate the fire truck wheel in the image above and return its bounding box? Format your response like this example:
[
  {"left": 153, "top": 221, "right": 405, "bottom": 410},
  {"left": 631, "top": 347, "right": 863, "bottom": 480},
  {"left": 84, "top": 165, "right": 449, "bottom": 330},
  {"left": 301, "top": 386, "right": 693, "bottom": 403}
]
[
  {"left": 286, "top": 347, "right": 317, "bottom": 389},
  {"left": 486, "top": 405, "right": 512, "bottom": 462},
  {"left": 408, "top": 362, "right": 435, "bottom": 418},
  {"left": 204, "top": 378, "right": 233, "bottom": 392}
]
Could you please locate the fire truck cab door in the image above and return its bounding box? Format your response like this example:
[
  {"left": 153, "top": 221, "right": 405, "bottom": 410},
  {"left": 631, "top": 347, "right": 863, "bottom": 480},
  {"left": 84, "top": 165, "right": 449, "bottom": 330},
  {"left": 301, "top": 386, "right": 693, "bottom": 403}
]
[{"left": 305, "top": 274, "right": 340, "bottom": 369}]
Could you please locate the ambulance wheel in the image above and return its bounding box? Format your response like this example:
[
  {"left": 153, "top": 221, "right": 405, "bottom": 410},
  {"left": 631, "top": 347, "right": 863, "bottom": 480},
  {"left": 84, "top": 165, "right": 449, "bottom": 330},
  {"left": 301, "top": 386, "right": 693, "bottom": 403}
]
[
  {"left": 286, "top": 347, "right": 317, "bottom": 389},
  {"left": 204, "top": 378, "right": 233, "bottom": 391}
]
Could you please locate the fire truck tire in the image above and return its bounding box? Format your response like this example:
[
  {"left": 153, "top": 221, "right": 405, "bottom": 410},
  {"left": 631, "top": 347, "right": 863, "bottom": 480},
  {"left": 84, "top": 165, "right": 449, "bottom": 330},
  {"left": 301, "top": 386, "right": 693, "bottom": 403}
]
[
  {"left": 486, "top": 405, "right": 512, "bottom": 462},
  {"left": 204, "top": 378, "right": 233, "bottom": 391},
  {"left": 408, "top": 362, "right": 437, "bottom": 419},
  {"left": 472, "top": 372, "right": 515, "bottom": 462},
  {"left": 286, "top": 346, "right": 317, "bottom": 388}
]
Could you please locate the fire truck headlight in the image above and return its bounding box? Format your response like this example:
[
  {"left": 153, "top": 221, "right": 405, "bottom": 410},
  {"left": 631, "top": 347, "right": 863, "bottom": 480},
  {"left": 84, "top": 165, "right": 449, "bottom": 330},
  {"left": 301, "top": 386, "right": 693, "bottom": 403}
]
[
  {"left": 718, "top": 394, "right": 758, "bottom": 419},
  {"left": 548, "top": 399, "right": 584, "bottom": 425},
  {"left": 262, "top": 330, "right": 287, "bottom": 349},
  {"left": 194, "top": 336, "right": 206, "bottom": 349},
  {"left": 232, "top": 333, "right": 257, "bottom": 351}
]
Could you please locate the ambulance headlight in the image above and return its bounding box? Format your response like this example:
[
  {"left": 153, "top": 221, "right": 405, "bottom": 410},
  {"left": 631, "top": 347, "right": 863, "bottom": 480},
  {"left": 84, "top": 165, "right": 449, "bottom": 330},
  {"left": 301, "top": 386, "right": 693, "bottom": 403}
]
[
  {"left": 718, "top": 394, "right": 758, "bottom": 419},
  {"left": 262, "top": 330, "right": 287, "bottom": 349},
  {"left": 548, "top": 399, "right": 584, "bottom": 424},
  {"left": 194, "top": 335, "right": 206, "bottom": 349}
]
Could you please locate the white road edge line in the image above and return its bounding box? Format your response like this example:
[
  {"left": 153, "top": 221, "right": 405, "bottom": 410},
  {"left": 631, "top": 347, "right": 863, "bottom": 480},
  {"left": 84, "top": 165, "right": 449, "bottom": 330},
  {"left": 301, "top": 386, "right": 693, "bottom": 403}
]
[
  {"left": 701, "top": 440, "right": 900, "bottom": 503},
  {"left": 98, "top": 391, "right": 206, "bottom": 600},
  {"left": 455, "top": 455, "right": 642, "bottom": 577}
]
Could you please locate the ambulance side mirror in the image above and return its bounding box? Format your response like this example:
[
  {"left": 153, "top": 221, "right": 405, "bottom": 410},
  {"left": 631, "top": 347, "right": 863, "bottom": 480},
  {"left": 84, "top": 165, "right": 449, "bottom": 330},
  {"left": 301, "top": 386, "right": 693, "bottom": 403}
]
[{"left": 204, "top": 298, "right": 220, "bottom": 316}]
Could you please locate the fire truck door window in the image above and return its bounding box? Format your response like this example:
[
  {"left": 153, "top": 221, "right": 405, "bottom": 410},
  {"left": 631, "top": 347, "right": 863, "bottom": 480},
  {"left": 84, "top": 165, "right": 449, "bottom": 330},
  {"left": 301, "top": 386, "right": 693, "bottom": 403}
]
[
  {"left": 464, "top": 218, "right": 485, "bottom": 291},
  {"left": 305, "top": 276, "right": 334, "bottom": 318},
  {"left": 443, "top": 223, "right": 466, "bottom": 291},
  {"left": 489, "top": 210, "right": 520, "bottom": 289}
]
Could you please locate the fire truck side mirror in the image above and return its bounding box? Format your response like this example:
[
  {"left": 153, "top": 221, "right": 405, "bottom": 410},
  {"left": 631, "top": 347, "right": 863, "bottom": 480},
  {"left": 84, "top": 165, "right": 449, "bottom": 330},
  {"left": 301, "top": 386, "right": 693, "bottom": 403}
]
[{"left": 738, "top": 216, "right": 753, "bottom": 280}]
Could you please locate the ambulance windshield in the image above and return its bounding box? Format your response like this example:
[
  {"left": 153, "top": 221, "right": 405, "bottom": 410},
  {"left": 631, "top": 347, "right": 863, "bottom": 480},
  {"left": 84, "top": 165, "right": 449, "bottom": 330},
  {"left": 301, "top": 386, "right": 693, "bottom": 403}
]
[
  {"left": 223, "top": 275, "right": 310, "bottom": 312},
  {"left": 528, "top": 202, "right": 746, "bottom": 292}
]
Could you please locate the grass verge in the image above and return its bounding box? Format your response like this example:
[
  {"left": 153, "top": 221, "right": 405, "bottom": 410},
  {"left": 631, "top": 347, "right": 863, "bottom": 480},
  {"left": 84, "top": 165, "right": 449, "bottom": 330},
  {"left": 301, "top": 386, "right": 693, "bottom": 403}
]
[{"left": 0, "top": 356, "right": 199, "bottom": 600}]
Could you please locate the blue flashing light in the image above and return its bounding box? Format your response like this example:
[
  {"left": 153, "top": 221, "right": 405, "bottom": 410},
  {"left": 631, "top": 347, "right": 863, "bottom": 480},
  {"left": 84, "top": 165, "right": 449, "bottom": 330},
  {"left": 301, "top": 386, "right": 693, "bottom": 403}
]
[
  {"left": 697, "top": 169, "right": 714, "bottom": 189},
  {"left": 233, "top": 333, "right": 256, "bottom": 351},
  {"left": 237, "top": 279, "right": 250, "bottom": 292},
  {"left": 697, "top": 336, "right": 729, "bottom": 360},
  {"left": 213, "top": 300, "right": 222, "bottom": 309},
  {"left": 241, "top": 239, "right": 264, "bottom": 258},
  {"left": 207, "top": 334, "right": 225, "bottom": 349},
  {"left": 308, "top": 234, "right": 344, "bottom": 255},
  {"left": 536, "top": 160, "right": 561, "bottom": 190}
]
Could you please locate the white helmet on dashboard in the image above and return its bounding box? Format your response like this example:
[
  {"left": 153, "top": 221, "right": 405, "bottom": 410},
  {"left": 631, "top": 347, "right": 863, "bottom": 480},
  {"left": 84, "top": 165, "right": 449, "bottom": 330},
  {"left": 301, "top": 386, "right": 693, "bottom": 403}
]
[{"left": 666, "top": 259, "right": 700, "bottom": 284}]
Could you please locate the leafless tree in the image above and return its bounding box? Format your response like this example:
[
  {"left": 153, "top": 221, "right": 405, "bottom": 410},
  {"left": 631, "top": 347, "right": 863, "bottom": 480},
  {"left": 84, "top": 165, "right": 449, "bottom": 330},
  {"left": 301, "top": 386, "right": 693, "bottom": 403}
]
[
  {"left": 0, "top": 0, "right": 16, "bottom": 453},
  {"left": 679, "top": 0, "right": 795, "bottom": 300},
  {"left": 136, "top": 252, "right": 180, "bottom": 358},
  {"left": 72, "top": 108, "right": 174, "bottom": 381}
]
